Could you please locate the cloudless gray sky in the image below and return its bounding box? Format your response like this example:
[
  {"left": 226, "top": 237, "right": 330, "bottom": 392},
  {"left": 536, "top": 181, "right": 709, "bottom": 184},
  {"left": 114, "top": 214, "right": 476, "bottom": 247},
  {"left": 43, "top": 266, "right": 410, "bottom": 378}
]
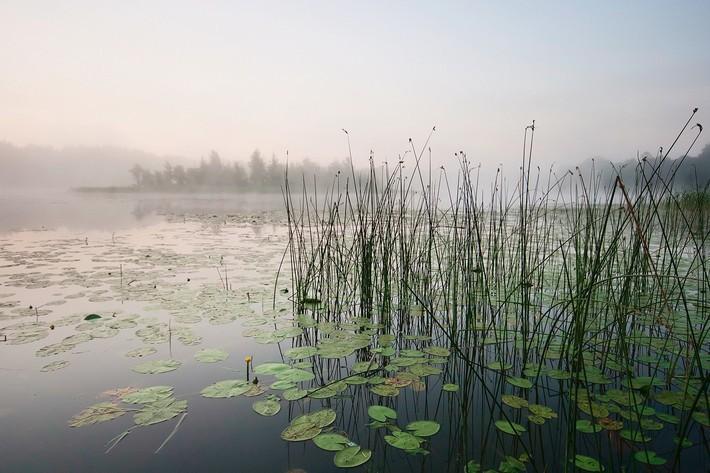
[{"left": 1, "top": 1, "right": 708, "bottom": 168}]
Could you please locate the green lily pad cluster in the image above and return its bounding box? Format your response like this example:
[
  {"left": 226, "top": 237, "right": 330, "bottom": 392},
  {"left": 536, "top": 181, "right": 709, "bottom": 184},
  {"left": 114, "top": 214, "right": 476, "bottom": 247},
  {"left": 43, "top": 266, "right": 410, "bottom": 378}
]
[
  {"left": 69, "top": 385, "right": 187, "bottom": 429},
  {"left": 281, "top": 408, "right": 337, "bottom": 441},
  {"left": 366, "top": 406, "right": 440, "bottom": 455}
]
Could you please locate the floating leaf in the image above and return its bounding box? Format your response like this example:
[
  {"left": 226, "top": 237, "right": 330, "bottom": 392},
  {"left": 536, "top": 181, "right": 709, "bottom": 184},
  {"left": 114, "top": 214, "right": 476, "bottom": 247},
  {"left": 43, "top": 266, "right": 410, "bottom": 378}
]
[
  {"left": 40, "top": 360, "right": 69, "bottom": 372},
  {"left": 400, "top": 349, "right": 424, "bottom": 358},
  {"left": 122, "top": 386, "right": 174, "bottom": 404},
  {"left": 367, "top": 405, "right": 397, "bottom": 422},
  {"left": 132, "top": 359, "right": 181, "bottom": 375},
  {"left": 283, "top": 388, "right": 308, "bottom": 401},
  {"left": 528, "top": 414, "right": 546, "bottom": 425},
  {"left": 69, "top": 402, "right": 125, "bottom": 427},
  {"left": 499, "top": 456, "right": 526, "bottom": 472},
  {"left": 673, "top": 436, "right": 693, "bottom": 448},
  {"left": 502, "top": 394, "right": 528, "bottom": 409},
  {"left": 243, "top": 383, "right": 267, "bottom": 397},
  {"left": 597, "top": 417, "right": 623, "bottom": 431},
  {"left": 656, "top": 412, "right": 679, "bottom": 424},
  {"left": 285, "top": 346, "right": 318, "bottom": 360},
  {"left": 309, "top": 384, "right": 339, "bottom": 399},
  {"left": 200, "top": 379, "right": 250, "bottom": 398},
  {"left": 281, "top": 421, "right": 321, "bottom": 441},
  {"left": 275, "top": 368, "right": 315, "bottom": 383},
  {"left": 634, "top": 450, "right": 666, "bottom": 466},
  {"left": 384, "top": 431, "right": 422, "bottom": 450},
  {"left": 126, "top": 347, "right": 157, "bottom": 358},
  {"left": 408, "top": 364, "right": 441, "bottom": 377},
  {"left": 623, "top": 376, "right": 663, "bottom": 390},
  {"left": 333, "top": 446, "right": 372, "bottom": 468},
  {"left": 252, "top": 399, "right": 281, "bottom": 416},
  {"left": 423, "top": 346, "right": 450, "bottom": 357},
  {"left": 344, "top": 375, "right": 368, "bottom": 385},
  {"left": 576, "top": 419, "right": 603, "bottom": 433},
  {"left": 271, "top": 380, "right": 297, "bottom": 390},
  {"left": 443, "top": 383, "right": 459, "bottom": 392},
  {"left": 577, "top": 399, "right": 609, "bottom": 418},
  {"left": 194, "top": 348, "right": 228, "bottom": 363},
  {"left": 293, "top": 408, "right": 336, "bottom": 428},
  {"left": 370, "top": 384, "right": 399, "bottom": 397},
  {"left": 507, "top": 376, "right": 533, "bottom": 389},
  {"left": 574, "top": 454, "right": 604, "bottom": 472},
  {"left": 495, "top": 420, "right": 526, "bottom": 436},
  {"left": 405, "top": 420, "right": 440, "bottom": 437},
  {"left": 692, "top": 411, "right": 709, "bottom": 427},
  {"left": 254, "top": 362, "right": 291, "bottom": 375},
  {"left": 619, "top": 429, "right": 651, "bottom": 443},
  {"left": 487, "top": 361, "right": 513, "bottom": 371},
  {"left": 134, "top": 398, "right": 187, "bottom": 426},
  {"left": 528, "top": 404, "right": 557, "bottom": 419},
  {"left": 313, "top": 433, "right": 351, "bottom": 451}
]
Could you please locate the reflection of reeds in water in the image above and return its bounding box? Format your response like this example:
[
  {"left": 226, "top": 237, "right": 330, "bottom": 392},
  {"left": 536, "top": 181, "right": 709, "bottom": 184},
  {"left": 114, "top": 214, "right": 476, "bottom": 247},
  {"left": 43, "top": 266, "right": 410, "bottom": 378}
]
[{"left": 281, "top": 109, "right": 708, "bottom": 471}]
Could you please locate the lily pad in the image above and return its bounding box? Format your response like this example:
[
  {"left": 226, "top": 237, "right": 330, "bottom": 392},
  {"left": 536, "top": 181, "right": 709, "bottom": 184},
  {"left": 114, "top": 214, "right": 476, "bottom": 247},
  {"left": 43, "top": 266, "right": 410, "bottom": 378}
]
[
  {"left": 634, "top": 450, "right": 666, "bottom": 465},
  {"left": 122, "top": 386, "right": 174, "bottom": 404},
  {"left": 576, "top": 419, "right": 603, "bottom": 433},
  {"left": 423, "top": 346, "right": 450, "bottom": 357},
  {"left": 507, "top": 376, "right": 533, "bottom": 389},
  {"left": 69, "top": 402, "right": 125, "bottom": 427},
  {"left": 313, "top": 433, "right": 351, "bottom": 451},
  {"left": 270, "top": 380, "right": 297, "bottom": 390},
  {"left": 495, "top": 419, "right": 526, "bottom": 436},
  {"left": 384, "top": 431, "right": 422, "bottom": 450},
  {"left": 281, "top": 421, "right": 321, "bottom": 441},
  {"left": 275, "top": 368, "right": 316, "bottom": 383},
  {"left": 254, "top": 362, "right": 291, "bottom": 375},
  {"left": 285, "top": 346, "right": 318, "bottom": 360},
  {"left": 574, "top": 454, "right": 604, "bottom": 472},
  {"left": 408, "top": 364, "right": 442, "bottom": 377},
  {"left": 487, "top": 361, "right": 513, "bottom": 371},
  {"left": 528, "top": 404, "right": 557, "bottom": 419},
  {"left": 194, "top": 348, "right": 228, "bottom": 363},
  {"left": 134, "top": 398, "right": 187, "bottom": 426},
  {"left": 502, "top": 394, "right": 528, "bottom": 409},
  {"left": 200, "top": 379, "right": 251, "bottom": 398},
  {"left": 334, "top": 446, "right": 371, "bottom": 468},
  {"left": 283, "top": 388, "right": 308, "bottom": 401},
  {"left": 132, "top": 359, "right": 182, "bottom": 375},
  {"left": 126, "top": 347, "right": 157, "bottom": 358},
  {"left": 367, "top": 405, "right": 397, "bottom": 422},
  {"left": 370, "top": 384, "right": 399, "bottom": 397},
  {"left": 40, "top": 360, "right": 69, "bottom": 372},
  {"left": 252, "top": 399, "right": 281, "bottom": 416},
  {"left": 405, "top": 420, "right": 440, "bottom": 437},
  {"left": 293, "top": 408, "right": 337, "bottom": 428}
]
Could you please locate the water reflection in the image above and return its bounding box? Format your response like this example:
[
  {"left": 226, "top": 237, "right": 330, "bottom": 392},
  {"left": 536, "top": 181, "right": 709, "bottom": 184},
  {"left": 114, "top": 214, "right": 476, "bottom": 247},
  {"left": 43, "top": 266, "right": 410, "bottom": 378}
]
[{"left": 0, "top": 189, "right": 285, "bottom": 233}]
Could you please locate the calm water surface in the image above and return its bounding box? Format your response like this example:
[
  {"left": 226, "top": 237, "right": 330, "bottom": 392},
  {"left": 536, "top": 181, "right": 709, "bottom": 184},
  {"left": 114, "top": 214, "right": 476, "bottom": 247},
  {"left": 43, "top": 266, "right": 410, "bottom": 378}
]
[{"left": 0, "top": 191, "right": 706, "bottom": 473}]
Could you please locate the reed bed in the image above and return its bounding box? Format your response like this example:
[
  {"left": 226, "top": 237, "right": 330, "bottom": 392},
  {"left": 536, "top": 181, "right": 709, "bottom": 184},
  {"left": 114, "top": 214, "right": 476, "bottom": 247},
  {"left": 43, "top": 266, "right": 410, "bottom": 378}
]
[{"left": 281, "top": 113, "right": 708, "bottom": 471}]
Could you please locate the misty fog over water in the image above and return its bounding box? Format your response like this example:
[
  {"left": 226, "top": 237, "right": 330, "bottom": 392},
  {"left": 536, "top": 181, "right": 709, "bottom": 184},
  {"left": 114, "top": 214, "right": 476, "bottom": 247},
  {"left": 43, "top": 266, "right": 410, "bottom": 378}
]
[{"left": 0, "top": 189, "right": 284, "bottom": 233}]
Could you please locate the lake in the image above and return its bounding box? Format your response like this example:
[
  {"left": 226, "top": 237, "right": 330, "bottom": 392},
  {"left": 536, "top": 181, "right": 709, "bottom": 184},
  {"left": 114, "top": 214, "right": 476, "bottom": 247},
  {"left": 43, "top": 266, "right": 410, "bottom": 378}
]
[{"left": 0, "top": 188, "right": 707, "bottom": 473}]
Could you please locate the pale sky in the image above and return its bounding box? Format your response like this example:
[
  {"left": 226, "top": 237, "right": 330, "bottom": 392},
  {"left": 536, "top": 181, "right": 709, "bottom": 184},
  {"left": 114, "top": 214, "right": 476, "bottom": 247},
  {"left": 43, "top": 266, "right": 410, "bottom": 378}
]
[{"left": 1, "top": 0, "right": 708, "bottom": 168}]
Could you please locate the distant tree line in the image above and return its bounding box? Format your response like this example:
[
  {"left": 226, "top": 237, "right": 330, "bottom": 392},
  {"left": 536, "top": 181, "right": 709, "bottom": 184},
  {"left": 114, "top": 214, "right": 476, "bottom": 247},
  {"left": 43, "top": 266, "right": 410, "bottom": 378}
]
[
  {"left": 128, "top": 150, "right": 348, "bottom": 192},
  {"left": 577, "top": 143, "right": 710, "bottom": 192}
]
